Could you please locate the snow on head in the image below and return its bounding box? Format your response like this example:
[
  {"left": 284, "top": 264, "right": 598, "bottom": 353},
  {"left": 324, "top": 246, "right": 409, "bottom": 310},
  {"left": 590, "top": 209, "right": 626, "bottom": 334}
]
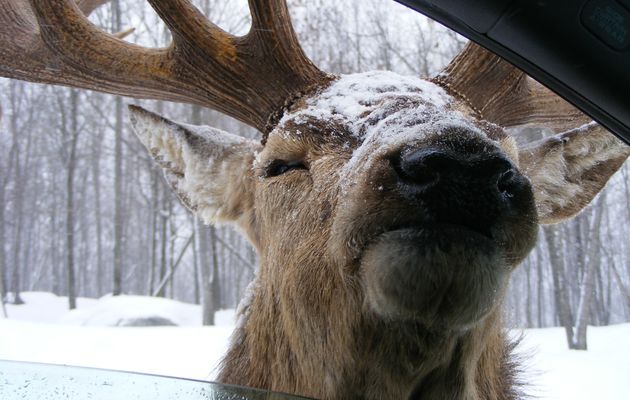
[
  {"left": 273, "top": 71, "right": 486, "bottom": 185},
  {"left": 277, "top": 70, "right": 454, "bottom": 138}
]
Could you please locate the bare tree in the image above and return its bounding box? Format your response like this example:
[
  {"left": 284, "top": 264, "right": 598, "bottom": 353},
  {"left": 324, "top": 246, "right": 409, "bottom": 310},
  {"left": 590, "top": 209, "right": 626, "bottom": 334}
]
[
  {"left": 572, "top": 194, "right": 606, "bottom": 349},
  {"left": 55, "top": 88, "right": 82, "bottom": 309},
  {"left": 0, "top": 99, "right": 10, "bottom": 315},
  {"left": 7, "top": 81, "right": 32, "bottom": 305},
  {"left": 112, "top": 0, "right": 125, "bottom": 296}
]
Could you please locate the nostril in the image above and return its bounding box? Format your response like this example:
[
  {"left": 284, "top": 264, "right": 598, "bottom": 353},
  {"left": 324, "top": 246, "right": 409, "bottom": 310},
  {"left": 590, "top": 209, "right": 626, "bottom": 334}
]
[
  {"left": 496, "top": 168, "right": 518, "bottom": 198},
  {"left": 393, "top": 149, "right": 442, "bottom": 189},
  {"left": 408, "top": 166, "right": 440, "bottom": 188}
]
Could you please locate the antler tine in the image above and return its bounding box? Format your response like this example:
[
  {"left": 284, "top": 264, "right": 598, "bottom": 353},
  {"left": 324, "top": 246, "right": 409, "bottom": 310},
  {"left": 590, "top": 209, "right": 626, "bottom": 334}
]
[
  {"left": 146, "top": 0, "right": 236, "bottom": 57},
  {"left": 0, "top": 1, "right": 197, "bottom": 104},
  {"left": 245, "top": 0, "right": 332, "bottom": 132},
  {"left": 246, "top": 0, "right": 326, "bottom": 90},
  {"left": 32, "top": 2, "right": 181, "bottom": 95},
  {"left": 0, "top": 0, "right": 106, "bottom": 86},
  {"left": 434, "top": 42, "right": 590, "bottom": 133},
  {"left": 147, "top": 0, "right": 330, "bottom": 134},
  {"left": 0, "top": 0, "right": 329, "bottom": 136}
]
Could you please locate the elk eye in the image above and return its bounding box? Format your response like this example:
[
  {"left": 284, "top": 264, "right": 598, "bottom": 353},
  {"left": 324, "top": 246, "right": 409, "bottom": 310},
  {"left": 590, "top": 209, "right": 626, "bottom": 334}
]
[{"left": 265, "top": 159, "right": 308, "bottom": 177}]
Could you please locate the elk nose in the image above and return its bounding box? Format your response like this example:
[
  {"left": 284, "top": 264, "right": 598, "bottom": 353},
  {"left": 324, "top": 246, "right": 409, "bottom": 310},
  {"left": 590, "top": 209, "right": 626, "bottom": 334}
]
[
  {"left": 393, "top": 146, "right": 525, "bottom": 236},
  {"left": 394, "top": 147, "right": 523, "bottom": 203}
]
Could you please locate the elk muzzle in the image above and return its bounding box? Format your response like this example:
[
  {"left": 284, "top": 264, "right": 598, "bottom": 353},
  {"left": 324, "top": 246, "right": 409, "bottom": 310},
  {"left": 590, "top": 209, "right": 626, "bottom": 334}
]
[{"left": 354, "top": 138, "right": 537, "bottom": 332}]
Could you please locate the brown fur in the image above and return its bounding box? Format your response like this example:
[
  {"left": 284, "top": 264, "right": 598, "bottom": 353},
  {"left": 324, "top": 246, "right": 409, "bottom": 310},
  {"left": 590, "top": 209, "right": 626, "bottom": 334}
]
[
  {"left": 216, "top": 121, "right": 530, "bottom": 398},
  {"left": 129, "top": 72, "right": 629, "bottom": 400}
]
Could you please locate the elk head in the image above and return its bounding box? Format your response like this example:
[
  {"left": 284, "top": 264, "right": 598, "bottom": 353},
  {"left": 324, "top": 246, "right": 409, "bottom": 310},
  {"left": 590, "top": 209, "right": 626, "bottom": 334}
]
[{"left": 1, "top": 1, "right": 628, "bottom": 399}]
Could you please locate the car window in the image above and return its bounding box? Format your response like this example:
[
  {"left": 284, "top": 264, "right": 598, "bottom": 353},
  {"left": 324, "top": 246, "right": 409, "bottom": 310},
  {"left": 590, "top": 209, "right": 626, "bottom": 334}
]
[{"left": 0, "top": 360, "right": 310, "bottom": 400}]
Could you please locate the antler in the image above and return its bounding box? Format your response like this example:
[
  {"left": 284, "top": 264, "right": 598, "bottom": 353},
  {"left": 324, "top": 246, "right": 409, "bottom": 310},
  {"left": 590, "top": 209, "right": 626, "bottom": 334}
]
[
  {"left": 0, "top": 0, "right": 329, "bottom": 135},
  {"left": 433, "top": 42, "right": 590, "bottom": 133}
]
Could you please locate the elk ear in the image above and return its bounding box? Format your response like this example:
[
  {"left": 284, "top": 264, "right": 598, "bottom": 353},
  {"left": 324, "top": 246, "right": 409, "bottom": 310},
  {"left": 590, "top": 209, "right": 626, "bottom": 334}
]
[
  {"left": 128, "top": 105, "right": 259, "bottom": 224},
  {"left": 518, "top": 124, "right": 629, "bottom": 224}
]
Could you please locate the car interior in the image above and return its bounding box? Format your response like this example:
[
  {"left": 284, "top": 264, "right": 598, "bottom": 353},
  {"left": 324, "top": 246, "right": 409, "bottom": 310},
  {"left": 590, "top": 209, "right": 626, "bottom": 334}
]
[{"left": 397, "top": 0, "right": 630, "bottom": 145}]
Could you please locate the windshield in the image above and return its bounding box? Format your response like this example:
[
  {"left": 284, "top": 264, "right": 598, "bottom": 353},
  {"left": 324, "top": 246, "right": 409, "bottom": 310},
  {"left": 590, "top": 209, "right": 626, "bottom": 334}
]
[{"left": 0, "top": 360, "right": 311, "bottom": 400}]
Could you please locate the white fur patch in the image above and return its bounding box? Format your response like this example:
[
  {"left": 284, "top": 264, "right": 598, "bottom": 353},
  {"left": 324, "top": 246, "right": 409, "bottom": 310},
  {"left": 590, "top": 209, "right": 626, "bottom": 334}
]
[
  {"left": 521, "top": 123, "right": 630, "bottom": 222},
  {"left": 128, "top": 106, "right": 250, "bottom": 223},
  {"left": 276, "top": 71, "right": 454, "bottom": 139}
]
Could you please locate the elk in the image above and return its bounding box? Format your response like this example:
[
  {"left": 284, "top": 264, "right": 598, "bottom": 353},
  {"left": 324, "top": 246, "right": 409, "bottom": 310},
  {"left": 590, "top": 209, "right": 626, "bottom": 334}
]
[{"left": 1, "top": 1, "right": 628, "bottom": 399}]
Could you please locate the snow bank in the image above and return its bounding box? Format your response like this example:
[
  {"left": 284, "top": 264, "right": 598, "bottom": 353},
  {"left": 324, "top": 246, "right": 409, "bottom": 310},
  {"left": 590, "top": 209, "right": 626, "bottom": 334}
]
[
  {"left": 60, "top": 295, "right": 202, "bottom": 327},
  {"left": 516, "top": 324, "right": 630, "bottom": 400},
  {"left": 1, "top": 292, "right": 629, "bottom": 399},
  {"left": 5, "top": 292, "right": 98, "bottom": 323},
  {"left": 0, "top": 319, "right": 231, "bottom": 380},
  {"left": 1, "top": 292, "right": 235, "bottom": 379},
  {"left": 4, "top": 292, "right": 236, "bottom": 327}
]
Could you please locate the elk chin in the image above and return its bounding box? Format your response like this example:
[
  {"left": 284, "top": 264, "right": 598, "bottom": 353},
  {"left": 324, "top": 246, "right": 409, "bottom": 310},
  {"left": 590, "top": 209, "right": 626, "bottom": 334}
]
[{"left": 361, "top": 227, "right": 507, "bottom": 332}]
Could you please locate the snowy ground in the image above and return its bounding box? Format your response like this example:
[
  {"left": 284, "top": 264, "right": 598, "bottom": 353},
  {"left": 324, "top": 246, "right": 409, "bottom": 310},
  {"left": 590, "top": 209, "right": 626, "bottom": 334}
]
[{"left": 1, "top": 292, "right": 629, "bottom": 399}]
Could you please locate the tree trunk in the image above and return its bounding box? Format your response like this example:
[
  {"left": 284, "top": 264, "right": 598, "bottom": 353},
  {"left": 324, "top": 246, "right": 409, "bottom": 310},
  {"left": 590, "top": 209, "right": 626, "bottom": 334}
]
[
  {"left": 543, "top": 225, "right": 575, "bottom": 347},
  {"left": 525, "top": 257, "right": 533, "bottom": 327},
  {"left": 192, "top": 218, "right": 201, "bottom": 305},
  {"left": 65, "top": 89, "right": 80, "bottom": 309},
  {"left": 9, "top": 82, "right": 26, "bottom": 305},
  {"left": 611, "top": 261, "right": 630, "bottom": 309},
  {"left": 148, "top": 168, "right": 159, "bottom": 295},
  {"left": 536, "top": 246, "right": 545, "bottom": 327},
  {"left": 197, "top": 221, "right": 216, "bottom": 325},
  {"left": 90, "top": 125, "right": 104, "bottom": 296},
  {"left": 152, "top": 234, "right": 193, "bottom": 297},
  {"left": 155, "top": 190, "right": 170, "bottom": 298},
  {"left": 572, "top": 194, "right": 606, "bottom": 350},
  {"left": 0, "top": 186, "right": 5, "bottom": 316},
  {"left": 10, "top": 175, "right": 25, "bottom": 306},
  {"left": 51, "top": 186, "right": 62, "bottom": 295},
  {"left": 112, "top": 98, "right": 124, "bottom": 295},
  {"left": 0, "top": 140, "right": 13, "bottom": 315},
  {"left": 168, "top": 214, "right": 176, "bottom": 298},
  {"left": 112, "top": 0, "right": 124, "bottom": 296},
  {"left": 210, "top": 226, "right": 222, "bottom": 312},
  {"left": 0, "top": 187, "right": 6, "bottom": 315}
]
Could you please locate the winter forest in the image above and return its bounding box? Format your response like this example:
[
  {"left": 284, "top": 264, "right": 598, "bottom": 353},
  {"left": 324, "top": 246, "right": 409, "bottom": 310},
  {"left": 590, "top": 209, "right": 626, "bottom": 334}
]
[{"left": 1, "top": 0, "right": 629, "bottom": 356}]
